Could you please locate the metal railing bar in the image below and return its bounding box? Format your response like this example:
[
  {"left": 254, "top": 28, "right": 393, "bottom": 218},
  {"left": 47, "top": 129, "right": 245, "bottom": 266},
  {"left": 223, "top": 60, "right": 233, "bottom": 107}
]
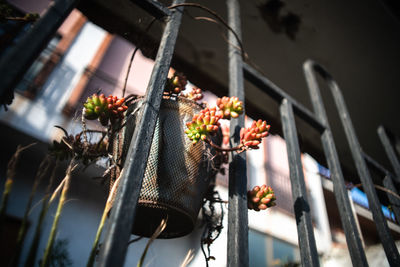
[
  {"left": 130, "top": 0, "right": 171, "bottom": 19},
  {"left": 378, "top": 125, "right": 400, "bottom": 181},
  {"left": 362, "top": 152, "right": 400, "bottom": 225},
  {"left": 0, "top": 0, "right": 79, "bottom": 104},
  {"left": 96, "top": 1, "right": 185, "bottom": 266},
  {"left": 383, "top": 175, "right": 400, "bottom": 225},
  {"left": 226, "top": 0, "right": 248, "bottom": 266},
  {"left": 303, "top": 60, "right": 369, "bottom": 267},
  {"left": 362, "top": 151, "right": 392, "bottom": 176},
  {"left": 243, "top": 62, "right": 326, "bottom": 133},
  {"left": 280, "top": 98, "right": 320, "bottom": 267},
  {"left": 304, "top": 59, "right": 400, "bottom": 265}
]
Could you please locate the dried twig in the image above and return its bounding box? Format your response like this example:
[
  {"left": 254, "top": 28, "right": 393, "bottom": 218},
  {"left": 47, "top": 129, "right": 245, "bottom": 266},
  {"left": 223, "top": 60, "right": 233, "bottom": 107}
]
[
  {"left": 204, "top": 138, "right": 245, "bottom": 153},
  {"left": 168, "top": 3, "right": 246, "bottom": 60},
  {"left": 137, "top": 217, "right": 168, "bottom": 267},
  {"left": 25, "top": 159, "right": 59, "bottom": 267},
  {"left": 41, "top": 158, "right": 77, "bottom": 267},
  {"left": 201, "top": 190, "right": 224, "bottom": 266},
  {"left": 168, "top": 2, "right": 267, "bottom": 76},
  {"left": 86, "top": 169, "right": 123, "bottom": 267},
  {"left": 0, "top": 143, "right": 36, "bottom": 233},
  {"left": 352, "top": 183, "right": 400, "bottom": 201},
  {"left": 10, "top": 155, "right": 52, "bottom": 267},
  {"left": 122, "top": 18, "right": 156, "bottom": 98}
]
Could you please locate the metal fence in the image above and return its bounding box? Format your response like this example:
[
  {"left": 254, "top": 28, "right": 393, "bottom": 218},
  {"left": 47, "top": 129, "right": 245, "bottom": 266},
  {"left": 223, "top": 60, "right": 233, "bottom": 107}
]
[{"left": 0, "top": 0, "right": 399, "bottom": 266}]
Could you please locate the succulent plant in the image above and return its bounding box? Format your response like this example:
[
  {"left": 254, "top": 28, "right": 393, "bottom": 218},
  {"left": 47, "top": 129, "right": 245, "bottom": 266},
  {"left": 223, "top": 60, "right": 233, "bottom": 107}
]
[
  {"left": 181, "top": 87, "right": 203, "bottom": 101},
  {"left": 216, "top": 96, "right": 244, "bottom": 120},
  {"left": 247, "top": 185, "right": 276, "bottom": 211},
  {"left": 83, "top": 94, "right": 128, "bottom": 126},
  {"left": 240, "top": 119, "right": 270, "bottom": 149},
  {"left": 165, "top": 72, "right": 187, "bottom": 95},
  {"left": 185, "top": 107, "right": 221, "bottom": 144}
]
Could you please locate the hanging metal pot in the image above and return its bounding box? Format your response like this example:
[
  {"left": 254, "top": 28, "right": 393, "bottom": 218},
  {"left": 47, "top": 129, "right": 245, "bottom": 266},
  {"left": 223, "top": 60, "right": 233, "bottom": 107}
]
[{"left": 113, "top": 96, "right": 221, "bottom": 238}]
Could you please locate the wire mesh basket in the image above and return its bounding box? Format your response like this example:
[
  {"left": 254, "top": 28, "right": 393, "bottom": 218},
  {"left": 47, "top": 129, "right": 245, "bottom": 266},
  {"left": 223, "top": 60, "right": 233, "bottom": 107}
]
[{"left": 114, "top": 96, "right": 222, "bottom": 238}]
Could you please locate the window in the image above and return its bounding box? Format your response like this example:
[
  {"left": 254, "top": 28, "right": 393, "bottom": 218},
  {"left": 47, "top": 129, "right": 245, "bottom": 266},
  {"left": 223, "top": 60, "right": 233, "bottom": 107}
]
[
  {"left": 14, "top": 34, "right": 62, "bottom": 97},
  {"left": 249, "top": 229, "right": 300, "bottom": 266}
]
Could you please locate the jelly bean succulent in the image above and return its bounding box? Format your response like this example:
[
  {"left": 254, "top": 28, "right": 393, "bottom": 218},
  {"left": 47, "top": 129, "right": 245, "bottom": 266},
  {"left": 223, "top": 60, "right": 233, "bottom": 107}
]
[
  {"left": 185, "top": 107, "right": 221, "bottom": 144},
  {"left": 247, "top": 185, "right": 276, "bottom": 211},
  {"left": 83, "top": 94, "right": 128, "bottom": 126},
  {"left": 216, "top": 96, "right": 244, "bottom": 119},
  {"left": 165, "top": 72, "right": 188, "bottom": 95},
  {"left": 240, "top": 119, "right": 270, "bottom": 149},
  {"left": 181, "top": 87, "right": 203, "bottom": 101},
  {"left": 185, "top": 96, "right": 270, "bottom": 152}
]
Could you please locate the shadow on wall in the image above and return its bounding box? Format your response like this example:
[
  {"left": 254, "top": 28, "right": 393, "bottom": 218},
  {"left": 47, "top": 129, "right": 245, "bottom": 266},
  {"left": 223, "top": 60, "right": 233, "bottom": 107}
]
[{"left": 258, "top": 0, "right": 302, "bottom": 40}]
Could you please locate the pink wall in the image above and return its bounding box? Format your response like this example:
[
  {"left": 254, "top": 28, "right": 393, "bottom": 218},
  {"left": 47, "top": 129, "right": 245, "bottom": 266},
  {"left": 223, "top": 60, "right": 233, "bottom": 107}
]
[{"left": 81, "top": 35, "right": 153, "bottom": 102}]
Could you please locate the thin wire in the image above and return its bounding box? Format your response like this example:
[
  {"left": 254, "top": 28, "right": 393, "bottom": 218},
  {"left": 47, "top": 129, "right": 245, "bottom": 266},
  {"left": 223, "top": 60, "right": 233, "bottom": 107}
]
[{"left": 122, "top": 18, "right": 157, "bottom": 98}]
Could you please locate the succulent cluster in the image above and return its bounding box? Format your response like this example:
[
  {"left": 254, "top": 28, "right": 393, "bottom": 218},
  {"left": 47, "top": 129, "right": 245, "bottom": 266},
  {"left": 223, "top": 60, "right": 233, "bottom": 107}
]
[
  {"left": 240, "top": 119, "right": 270, "bottom": 149},
  {"left": 216, "top": 96, "right": 244, "bottom": 119},
  {"left": 165, "top": 72, "right": 187, "bottom": 95},
  {"left": 83, "top": 94, "right": 128, "bottom": 126},
  {"left": 247, "top": 185, "right": 276, "bottom": 211},
  {"left": 50, "top": 134, "right": 108, "bottom": 165},
  {"left": 185, "top": 107, "right": 221, "bottom": 144},
  {"left": 181, "top": 87, "right": 203, "bottom": 101}
]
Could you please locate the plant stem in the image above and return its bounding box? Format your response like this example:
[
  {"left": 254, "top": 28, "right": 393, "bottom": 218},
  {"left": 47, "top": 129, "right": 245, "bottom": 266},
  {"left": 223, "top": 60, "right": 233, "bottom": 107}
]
[
  {"left": 137, "top": 217, "right": 168, "bottom": 267},
  {"left": 41, "top": 159, "right": 76, "bottom": 267},
  {"left": 86, "top": 203, "right": 108, "bottom": 267},
  {"left": 10, "top": 156, "right": 51, "bottom": 267},
  {"left": 0, "top": 143, "right": 35, "bottom": 234},
  {"left": 0, "top": 177, "right": 13, "bottom": 232},
  {"left": 204, "top": 138, "right": 244, "bottom": 153},
  {"left": 25, "top": 160, "right": 59, "bottom": 267}
]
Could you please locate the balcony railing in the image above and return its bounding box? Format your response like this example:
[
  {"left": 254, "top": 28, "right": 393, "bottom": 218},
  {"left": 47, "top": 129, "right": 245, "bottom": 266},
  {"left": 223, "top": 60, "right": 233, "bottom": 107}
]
[{"left": 0, "top": 0, "right": 399, "bottom": 266}]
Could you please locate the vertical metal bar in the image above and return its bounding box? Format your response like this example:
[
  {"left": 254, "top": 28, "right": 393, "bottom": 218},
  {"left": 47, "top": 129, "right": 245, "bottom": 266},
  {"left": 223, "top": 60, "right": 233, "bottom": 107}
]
[
  {"left": 361, "top": 152, "right": 400, "bottom": 224},
  {"left": 383, "top": 175, "right": 400, "bottom": 224},
  {"left": 378, "top": 125, "right": 400, "bottom": 180},
  {"left": 303, "top": 61, "right": 368, "bottom": 266},
  {"left": 97, "top": 1, "right": 185, "bottom": 266},
  {"left": 311, "top": 61, "right": 400, "bottom": 265},
  {"left": 280, "top": 98, "right": 319, "bottom": 267},
  {"left": 376, "top": 126, "right": 400, "bottom": 223},
  {"left": 226, "top": 0, "right": 248, "bottom": 266},
  {"left": 0, "top": 0, "right": 79, "bottom": 101}
]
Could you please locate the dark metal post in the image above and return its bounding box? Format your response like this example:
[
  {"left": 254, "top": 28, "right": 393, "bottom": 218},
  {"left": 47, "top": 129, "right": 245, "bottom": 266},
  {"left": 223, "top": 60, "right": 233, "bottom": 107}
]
[
  {"left": 317, "top": 62, "right": 400, "bottom": 265},
  {"left": 0, "top": 0, "right": 79, "bottom": 102},
  {"left": 226, "top": 0, "right": 248, "bottom": 266},
  {"left": 378, "top": 125, "right": 400, "bottom": 180},
  {"left": 303, "top": 60, "right": 368, "bottom": 266},
  {"left": 97, "top": 1, "right": 185, "bottom": 266},
  {"left": 383, "top": 175, "right": 400, "bottom": 224},
  {"left": 280, "top": 98, "right": 319, "bottom": 267}
]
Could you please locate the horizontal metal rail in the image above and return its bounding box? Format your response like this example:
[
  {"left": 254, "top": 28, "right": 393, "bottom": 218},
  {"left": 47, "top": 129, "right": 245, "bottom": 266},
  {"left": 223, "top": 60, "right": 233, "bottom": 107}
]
[{"left": 243, "top": 62, "right": 326, "bottom": 132}]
